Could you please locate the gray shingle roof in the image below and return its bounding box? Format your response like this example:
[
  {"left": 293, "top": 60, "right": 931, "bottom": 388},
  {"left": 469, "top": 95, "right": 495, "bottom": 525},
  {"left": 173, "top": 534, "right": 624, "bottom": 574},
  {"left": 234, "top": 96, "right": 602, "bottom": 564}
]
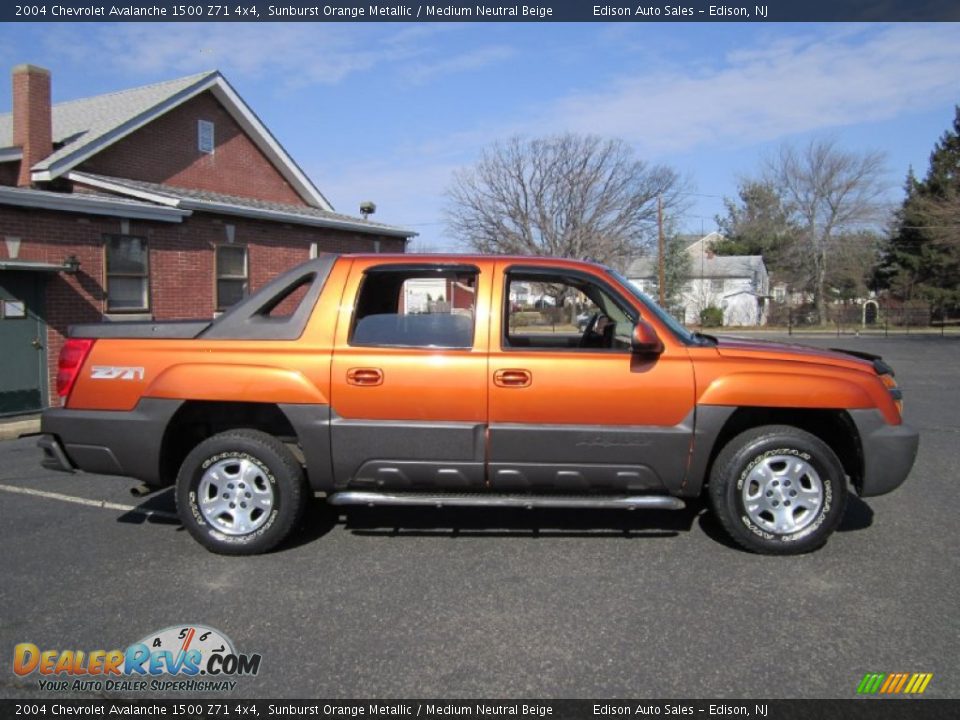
[
  {"left": 0, "top": 71, "right": 216, "bottom": 170},
  {"left": 73, "top": 173, "right": 416, "bottom": 238}
]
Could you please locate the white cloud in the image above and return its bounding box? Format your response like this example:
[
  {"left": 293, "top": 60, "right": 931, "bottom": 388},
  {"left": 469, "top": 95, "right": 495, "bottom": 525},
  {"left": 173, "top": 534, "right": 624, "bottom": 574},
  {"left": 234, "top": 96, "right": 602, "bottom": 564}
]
[
  {"left": 540, "top": 24, "right": 960, "bottom": 155},
  {"left": 38, "top": 22, "right": 504, "bottom": 90},
  {"left": 47, "top": 23, "right": 416, "bottom": 85},
  {"left": 400, "top": 45, "right": 515, "bottom": 85}
]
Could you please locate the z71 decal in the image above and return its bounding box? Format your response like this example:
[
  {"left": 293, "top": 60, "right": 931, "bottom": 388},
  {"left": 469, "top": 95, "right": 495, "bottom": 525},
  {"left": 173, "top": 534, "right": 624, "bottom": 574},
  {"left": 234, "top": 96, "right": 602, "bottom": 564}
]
[{"left": 90, "top": 365, "right": 145, "bottom": 381}]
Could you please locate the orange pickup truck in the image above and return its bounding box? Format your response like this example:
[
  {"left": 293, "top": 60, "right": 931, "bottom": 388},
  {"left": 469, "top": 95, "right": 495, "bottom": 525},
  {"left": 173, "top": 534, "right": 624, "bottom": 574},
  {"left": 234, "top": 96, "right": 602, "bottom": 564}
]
[{"left": 38, "top": 254, "right": 918, "bottom": 555}]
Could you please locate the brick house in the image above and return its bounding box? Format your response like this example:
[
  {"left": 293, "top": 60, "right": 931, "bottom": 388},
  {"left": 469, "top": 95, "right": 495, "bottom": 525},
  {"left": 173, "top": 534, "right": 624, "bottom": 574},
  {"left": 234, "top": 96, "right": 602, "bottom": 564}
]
[{"left": 0, "top": 65, "right": 415, "bottom": 416}]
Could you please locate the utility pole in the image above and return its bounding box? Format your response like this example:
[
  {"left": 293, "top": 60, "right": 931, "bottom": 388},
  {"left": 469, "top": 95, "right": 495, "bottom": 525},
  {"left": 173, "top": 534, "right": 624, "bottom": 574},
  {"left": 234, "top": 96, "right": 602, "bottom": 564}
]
[{"left": 657, "top": 193, "right": 666, "bottom": 307}]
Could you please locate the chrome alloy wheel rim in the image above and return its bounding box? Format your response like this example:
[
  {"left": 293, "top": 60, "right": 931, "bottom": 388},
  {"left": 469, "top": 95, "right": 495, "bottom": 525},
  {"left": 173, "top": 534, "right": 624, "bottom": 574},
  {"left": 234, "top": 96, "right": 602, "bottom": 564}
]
[
  {"left": 742, "top": 454, "right": 823, "bottom": 535},
  {"left": 198, "top": 458, "right": 275, "bottom": 535}
]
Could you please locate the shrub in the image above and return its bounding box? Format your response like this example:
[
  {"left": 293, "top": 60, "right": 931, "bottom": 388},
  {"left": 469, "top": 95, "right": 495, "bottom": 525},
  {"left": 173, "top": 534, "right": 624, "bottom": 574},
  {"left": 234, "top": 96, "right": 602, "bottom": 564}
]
[{"left": 700, "top": 306, "right": 723, "bottom": 327}]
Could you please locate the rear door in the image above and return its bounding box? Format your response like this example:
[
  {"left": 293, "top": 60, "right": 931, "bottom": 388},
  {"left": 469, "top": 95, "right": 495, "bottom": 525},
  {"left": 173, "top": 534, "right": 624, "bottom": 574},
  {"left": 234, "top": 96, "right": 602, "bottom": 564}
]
[
  {"left": 0, "top": 272, "right": 46, "bottom": 416},
  {"left": 328, "top": 258, "right": 493, "bottom": 490}
]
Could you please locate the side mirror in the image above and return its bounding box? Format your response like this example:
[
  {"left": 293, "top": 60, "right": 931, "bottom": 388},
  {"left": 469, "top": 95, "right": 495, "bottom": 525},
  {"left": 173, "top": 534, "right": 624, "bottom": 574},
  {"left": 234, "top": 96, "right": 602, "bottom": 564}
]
[{"left": 631, "top": 320, "right": 664, "bottom": 355}]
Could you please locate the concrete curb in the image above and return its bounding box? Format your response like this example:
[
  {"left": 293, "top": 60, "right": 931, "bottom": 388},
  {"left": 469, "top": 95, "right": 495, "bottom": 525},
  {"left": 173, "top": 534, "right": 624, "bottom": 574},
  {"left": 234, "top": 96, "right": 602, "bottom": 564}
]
[{"left": 0, "top": 416, "right": 40, "bottom": 441}]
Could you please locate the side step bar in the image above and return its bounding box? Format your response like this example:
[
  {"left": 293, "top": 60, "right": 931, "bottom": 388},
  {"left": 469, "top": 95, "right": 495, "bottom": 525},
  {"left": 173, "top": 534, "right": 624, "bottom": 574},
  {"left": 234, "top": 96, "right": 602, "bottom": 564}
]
[{"left": 327, "top": 491, "right": 685, "bottom": 511}]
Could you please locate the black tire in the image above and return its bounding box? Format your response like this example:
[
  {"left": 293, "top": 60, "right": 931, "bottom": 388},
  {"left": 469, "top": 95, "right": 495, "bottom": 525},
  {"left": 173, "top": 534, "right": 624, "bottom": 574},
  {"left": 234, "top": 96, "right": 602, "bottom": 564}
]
[
  {"left": 707, "top": 425, "right": 848, "bottom": 555},
  {"left": 176, "top": 429, "right": 306, "bottom": 555}
]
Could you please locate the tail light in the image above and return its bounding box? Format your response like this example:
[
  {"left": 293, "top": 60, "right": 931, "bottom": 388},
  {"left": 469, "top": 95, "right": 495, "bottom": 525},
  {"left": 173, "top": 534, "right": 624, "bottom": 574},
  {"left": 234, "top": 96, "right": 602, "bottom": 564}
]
[{"left": 57, "top": 338, "right": 95, "bottom": 399}]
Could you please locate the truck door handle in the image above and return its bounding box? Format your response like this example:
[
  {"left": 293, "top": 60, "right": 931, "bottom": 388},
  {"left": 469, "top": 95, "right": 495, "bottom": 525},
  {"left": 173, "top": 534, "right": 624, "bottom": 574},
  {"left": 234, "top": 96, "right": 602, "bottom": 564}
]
[
  {"left": 346, "top": 368, "right": 383, "bottom": 386},
  {"left": 493, "top": 369, "right": 532, "bottom": 388}
]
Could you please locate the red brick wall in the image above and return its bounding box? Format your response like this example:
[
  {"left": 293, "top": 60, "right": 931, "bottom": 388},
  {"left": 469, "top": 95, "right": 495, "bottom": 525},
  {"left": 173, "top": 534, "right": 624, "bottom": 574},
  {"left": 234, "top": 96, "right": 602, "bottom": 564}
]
[
  {"left": 78, "top": 92, "right": 307, "bottom": 206},
  {"left": 0, "top": 204, "right": 405, "bottom": 406}
]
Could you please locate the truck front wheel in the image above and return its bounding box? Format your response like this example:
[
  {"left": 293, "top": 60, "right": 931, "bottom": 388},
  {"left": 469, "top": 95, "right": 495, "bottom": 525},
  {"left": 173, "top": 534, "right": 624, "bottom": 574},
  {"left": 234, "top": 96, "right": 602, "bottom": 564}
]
[
  {"left": 176, "top": 429, "right": 306, "bottom": 555},
  {"left": 708, "top": 425, "right": 848, "bottom": 554}
]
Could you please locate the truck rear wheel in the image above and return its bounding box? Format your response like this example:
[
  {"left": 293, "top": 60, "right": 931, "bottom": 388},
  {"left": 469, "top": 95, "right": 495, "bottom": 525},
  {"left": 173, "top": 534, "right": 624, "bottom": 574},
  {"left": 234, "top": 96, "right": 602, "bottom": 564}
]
[
  {"left": 708, "top": 425, "right": 848, "bottom": 554},
  {"left": 176, "top": 429, "right": 306, "bottom": 555}
]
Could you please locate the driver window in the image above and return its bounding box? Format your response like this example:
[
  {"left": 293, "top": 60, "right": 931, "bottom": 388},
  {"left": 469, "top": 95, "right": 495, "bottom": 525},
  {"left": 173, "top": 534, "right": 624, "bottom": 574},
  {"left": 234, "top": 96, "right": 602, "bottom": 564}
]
[{"left": 504, "top": 272, "right": 633, "bottom": 351}]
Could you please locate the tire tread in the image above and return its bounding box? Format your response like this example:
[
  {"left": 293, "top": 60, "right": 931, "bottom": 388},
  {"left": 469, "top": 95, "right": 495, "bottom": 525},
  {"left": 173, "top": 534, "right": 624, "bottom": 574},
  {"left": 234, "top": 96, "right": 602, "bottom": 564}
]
[{"left": 708, "top": 424, "right": 848, "bottom": 555}]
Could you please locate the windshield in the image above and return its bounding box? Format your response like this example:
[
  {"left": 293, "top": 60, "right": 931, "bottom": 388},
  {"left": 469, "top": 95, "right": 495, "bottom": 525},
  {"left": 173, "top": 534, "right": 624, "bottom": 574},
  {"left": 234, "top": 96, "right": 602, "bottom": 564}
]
[{"left": 604, "top": 267, "right": 698, "bottom": 345}]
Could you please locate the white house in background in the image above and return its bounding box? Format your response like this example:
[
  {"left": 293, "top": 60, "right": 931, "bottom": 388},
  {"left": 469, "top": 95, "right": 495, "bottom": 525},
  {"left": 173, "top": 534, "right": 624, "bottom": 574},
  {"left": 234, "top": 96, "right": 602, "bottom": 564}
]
[{"left": 626, "top": 232, "right": 770, "bottom": 327}]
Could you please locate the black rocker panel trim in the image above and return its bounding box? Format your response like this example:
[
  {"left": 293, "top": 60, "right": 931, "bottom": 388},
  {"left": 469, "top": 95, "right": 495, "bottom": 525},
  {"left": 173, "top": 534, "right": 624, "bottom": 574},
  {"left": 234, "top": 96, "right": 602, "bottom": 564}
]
[
  {"left": 351, "top": 460, "right": 485, "bottom": 490},
  {"left": 330, "top": 417, "right": 486, "bottom": 490},
  {"left": 486, "top": 413, "right": 696, "bottom": 494},
  {"left": 487, "top": 462, "right": 660, "bottom": 493}
]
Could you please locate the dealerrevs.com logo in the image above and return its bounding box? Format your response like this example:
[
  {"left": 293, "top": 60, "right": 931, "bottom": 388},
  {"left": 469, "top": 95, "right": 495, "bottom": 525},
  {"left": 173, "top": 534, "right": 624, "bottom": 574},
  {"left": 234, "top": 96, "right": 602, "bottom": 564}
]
[{"left": 13, "top": 624, "right": 261, "bottom": 693}]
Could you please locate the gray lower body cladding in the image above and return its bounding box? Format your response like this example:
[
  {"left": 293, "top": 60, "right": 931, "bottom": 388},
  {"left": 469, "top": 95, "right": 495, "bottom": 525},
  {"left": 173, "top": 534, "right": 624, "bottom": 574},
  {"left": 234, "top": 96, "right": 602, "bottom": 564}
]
[
  {"left": 40, "top": 398, "right": 183, "bottom": 485},
  {"left": 39, "top": 402, "right": 916, "bottom": 500},
  {"left": 39, "top": 405, "right": 702, "bottom": 494},
  {"left": 329, "top": 415, "right": 695, "bottom": 494},
  {"left": 330, "top": 418, "right": 486, "bottom": 490},
  {"left": 40, "top": 400, "right": 336, "bottom": 491},
  {"left": 848, "top": 409, "right": 919, "bottom": 497}
]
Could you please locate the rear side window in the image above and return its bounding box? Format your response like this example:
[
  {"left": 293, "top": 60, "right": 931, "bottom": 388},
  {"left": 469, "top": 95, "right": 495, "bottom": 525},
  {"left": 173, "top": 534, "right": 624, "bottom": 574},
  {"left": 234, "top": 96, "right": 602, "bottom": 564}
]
[{"left": 350, "top": 267, "right": 478, "bottom": 349}]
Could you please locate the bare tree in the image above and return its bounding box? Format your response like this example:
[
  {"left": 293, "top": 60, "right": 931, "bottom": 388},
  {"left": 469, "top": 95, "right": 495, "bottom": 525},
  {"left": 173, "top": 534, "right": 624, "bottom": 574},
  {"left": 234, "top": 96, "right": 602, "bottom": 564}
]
[
  {"left": 764, "top": 139, "right": 888, "bottom": 324},
  {"left": 444, "top": 134, "right": 686, "bottom": 268}
]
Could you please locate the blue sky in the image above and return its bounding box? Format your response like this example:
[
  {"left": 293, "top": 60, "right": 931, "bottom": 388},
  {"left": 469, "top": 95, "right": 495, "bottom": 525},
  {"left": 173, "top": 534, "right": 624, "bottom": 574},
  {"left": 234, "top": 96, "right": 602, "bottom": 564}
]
[{"left": 1, "top": 22, "right": 958, "bottom": 250}]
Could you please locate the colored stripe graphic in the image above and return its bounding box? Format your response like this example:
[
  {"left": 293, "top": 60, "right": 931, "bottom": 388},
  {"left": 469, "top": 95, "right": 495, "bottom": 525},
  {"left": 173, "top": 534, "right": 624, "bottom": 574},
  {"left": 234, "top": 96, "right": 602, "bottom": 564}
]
[
  {"left": 857, "top": 672, "right": 932, "bottom": 694},
  {"left": 857, "top": 673, "right": 885, "bottom": 694}
]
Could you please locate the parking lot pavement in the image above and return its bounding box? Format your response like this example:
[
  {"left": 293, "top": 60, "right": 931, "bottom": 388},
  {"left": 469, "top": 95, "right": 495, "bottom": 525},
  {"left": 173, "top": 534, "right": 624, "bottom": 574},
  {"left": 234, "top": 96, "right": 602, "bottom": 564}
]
[{"left": 0, "top": 336, "right": 957, "bottom": 700}]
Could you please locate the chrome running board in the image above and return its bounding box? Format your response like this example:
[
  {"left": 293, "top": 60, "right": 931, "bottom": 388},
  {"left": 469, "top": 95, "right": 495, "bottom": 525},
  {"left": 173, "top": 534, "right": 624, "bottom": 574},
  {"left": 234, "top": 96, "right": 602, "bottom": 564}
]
[{"left": 327, "top": 491, "right": 685, "bottom": 511}]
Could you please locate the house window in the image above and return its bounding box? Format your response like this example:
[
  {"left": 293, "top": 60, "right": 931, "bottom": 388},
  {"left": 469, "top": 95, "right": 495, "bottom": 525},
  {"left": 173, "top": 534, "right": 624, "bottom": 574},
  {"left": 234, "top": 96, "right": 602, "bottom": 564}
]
[
  {"left": 198, "top": 119, "right": 215, "bottom": 154},
  {"left": 105, "top": 235, "right": 149, "bottom": 312},
  {"left": 710, "top": 279, "right": 724, "bottom": 293},
  {"left": 216, "top": 245, "right": 248, "bottom": 310}
]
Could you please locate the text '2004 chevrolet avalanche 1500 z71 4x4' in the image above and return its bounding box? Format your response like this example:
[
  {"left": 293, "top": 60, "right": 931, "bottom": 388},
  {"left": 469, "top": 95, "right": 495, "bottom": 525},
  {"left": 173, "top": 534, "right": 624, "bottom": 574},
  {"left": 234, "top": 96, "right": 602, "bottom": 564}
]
[{"left": 38, "top": 254, "right": 919, "bottom": 555}]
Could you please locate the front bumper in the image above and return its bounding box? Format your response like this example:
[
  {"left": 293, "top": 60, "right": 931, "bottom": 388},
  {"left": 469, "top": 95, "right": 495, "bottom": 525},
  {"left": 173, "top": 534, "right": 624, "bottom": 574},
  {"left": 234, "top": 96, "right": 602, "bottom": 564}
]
[{"left": 849, "top": 409, "right": 920, "bottom": 497}]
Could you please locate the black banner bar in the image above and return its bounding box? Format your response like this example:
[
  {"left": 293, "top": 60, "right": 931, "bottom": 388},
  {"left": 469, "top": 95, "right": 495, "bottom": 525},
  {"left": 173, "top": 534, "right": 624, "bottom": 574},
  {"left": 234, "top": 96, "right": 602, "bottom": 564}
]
[
  {"left": 3, "top": 0, "right": 960, "bottom": 23},
  {"left": 0, "top": 700, "right": 957, "bottom": 720}
]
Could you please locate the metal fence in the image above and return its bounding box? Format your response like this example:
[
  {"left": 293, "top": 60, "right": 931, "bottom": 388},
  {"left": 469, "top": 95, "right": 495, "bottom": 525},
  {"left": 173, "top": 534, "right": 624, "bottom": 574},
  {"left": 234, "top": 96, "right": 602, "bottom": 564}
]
[{"left": 762, "top": 299, "right": 957, "bottom": 336}]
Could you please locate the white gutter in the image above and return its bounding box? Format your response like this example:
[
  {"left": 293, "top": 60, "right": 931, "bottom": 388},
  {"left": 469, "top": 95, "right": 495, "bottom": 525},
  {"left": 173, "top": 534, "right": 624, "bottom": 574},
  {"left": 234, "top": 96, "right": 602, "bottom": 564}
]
[
  {"left": 68, "top": 172, "right": 182, "bottom": 206},
  {"left": 68, "top": 172, "right": 416, "bottom": 237},
  {"left": 0, "top": 147, "right": 23, "bottom": 163},
  {"left": 0, "top": 186, "right": 190, "bottom": 222}
]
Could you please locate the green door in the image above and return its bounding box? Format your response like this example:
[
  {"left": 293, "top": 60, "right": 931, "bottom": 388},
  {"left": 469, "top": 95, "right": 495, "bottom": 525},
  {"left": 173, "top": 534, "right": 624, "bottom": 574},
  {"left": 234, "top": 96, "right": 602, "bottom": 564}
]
[{"left": 0, "top": 272, "right": 47, "bottom": 416}]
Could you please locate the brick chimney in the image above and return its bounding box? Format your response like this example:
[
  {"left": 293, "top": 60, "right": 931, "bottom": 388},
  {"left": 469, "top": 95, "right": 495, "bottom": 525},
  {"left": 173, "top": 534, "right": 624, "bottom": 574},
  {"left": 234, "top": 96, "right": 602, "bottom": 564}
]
[{"left": 12, "top": 64, "right": 52, "bottom": 188}]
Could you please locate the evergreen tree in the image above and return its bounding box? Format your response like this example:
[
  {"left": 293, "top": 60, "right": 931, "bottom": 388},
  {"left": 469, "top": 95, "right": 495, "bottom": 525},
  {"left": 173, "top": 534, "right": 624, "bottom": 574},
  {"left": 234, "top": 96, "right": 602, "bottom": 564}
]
[{"left": 881, "top": 107, "right": 960, "bottom": 315}]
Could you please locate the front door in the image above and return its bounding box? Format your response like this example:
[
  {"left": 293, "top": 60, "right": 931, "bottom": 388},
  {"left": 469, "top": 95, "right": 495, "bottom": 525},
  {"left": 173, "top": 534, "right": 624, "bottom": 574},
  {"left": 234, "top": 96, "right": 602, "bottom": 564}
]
[
  {"left": 0, "top": 271, "right": 47, "bottom": 416},
  {"left": 329, "top": 259, "right": 493, "bottom": 490},
  {"left": 487, "top": 262, "right": 695, "bottom": 494}
]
